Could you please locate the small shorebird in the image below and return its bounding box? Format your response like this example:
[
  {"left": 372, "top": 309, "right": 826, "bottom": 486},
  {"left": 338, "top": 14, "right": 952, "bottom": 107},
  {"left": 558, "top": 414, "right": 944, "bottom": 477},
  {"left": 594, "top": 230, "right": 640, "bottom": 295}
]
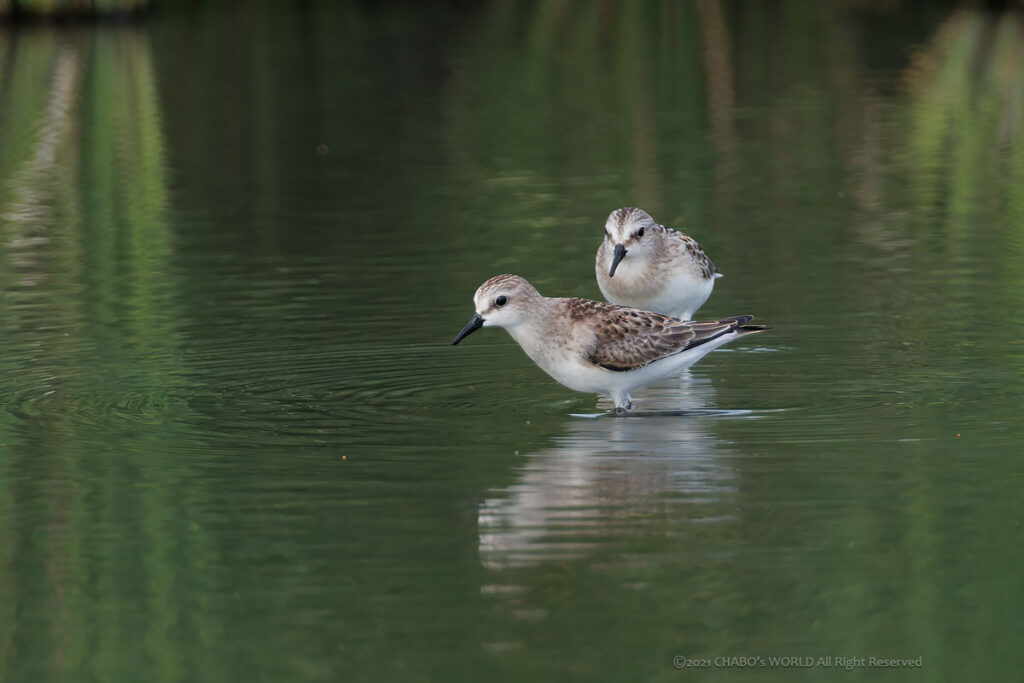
[
  {"left": 451, "top": 275, "right": 765, "bottom": 411},
  {"left": 596, "top": 207, "right": 721, "bottom": 320}
]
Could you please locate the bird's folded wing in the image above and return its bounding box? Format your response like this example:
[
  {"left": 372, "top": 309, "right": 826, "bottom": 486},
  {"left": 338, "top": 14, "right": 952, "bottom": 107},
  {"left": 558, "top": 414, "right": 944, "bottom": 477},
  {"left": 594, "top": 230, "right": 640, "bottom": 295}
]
[
  {"left": 666, "top": 227, "right": 719, "bottom": 277},
  {"left": 586, "top": 305, "right": 753, "bottom": 372}
]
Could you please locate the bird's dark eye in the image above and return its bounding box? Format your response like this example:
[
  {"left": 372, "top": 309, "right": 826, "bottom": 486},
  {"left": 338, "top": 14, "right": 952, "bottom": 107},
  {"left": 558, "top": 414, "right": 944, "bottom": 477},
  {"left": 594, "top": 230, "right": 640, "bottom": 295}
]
[
  {"left": 495, "top": 295, "right": 508, "bottom": 307},
  {"left": 636, "top": 227, "right": 645, "bottom": 238}
]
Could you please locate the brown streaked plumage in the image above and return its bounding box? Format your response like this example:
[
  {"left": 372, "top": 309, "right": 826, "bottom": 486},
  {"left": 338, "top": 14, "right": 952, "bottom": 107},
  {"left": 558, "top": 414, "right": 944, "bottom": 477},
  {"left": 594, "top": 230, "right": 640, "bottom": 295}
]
[
  {"left": 452, "top": 274, "right": 767, "bottom": 411},
  {"left": 597, "top": 207, "right": 720, "bottom": 320}
]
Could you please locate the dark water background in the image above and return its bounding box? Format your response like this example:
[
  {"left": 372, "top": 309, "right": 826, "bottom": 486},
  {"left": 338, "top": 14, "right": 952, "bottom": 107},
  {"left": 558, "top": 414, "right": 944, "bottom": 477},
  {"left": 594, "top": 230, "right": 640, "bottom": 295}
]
[{"left": 1, "top": 2, "right": 1022, "bottom": 681}]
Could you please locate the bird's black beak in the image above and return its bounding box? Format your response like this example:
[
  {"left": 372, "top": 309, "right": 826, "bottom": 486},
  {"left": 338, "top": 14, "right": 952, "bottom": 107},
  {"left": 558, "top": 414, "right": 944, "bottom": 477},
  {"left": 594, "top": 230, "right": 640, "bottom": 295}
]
[
  {"left": 452, "top": 312, "right": 485, "bottom": 345},
  {"left": 609, "top": 244, "right": 627, "bottom": 277}
]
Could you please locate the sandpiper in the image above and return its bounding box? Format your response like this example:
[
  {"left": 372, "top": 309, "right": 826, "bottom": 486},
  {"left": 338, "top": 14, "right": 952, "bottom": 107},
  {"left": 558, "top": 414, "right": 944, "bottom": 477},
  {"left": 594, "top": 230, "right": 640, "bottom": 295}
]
[
  {"left": 451, "top": 274, "right": 765, "bottom": 411},
  {"left": 596, "top": 207, "right": 721, "bottom": 320}
]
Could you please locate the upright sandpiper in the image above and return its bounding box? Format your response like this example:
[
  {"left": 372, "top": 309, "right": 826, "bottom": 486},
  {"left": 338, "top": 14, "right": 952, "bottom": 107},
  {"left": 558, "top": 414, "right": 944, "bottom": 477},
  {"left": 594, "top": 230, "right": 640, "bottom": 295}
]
[{"left": 596, "top": 207, "right": 721, "bottom": 320}]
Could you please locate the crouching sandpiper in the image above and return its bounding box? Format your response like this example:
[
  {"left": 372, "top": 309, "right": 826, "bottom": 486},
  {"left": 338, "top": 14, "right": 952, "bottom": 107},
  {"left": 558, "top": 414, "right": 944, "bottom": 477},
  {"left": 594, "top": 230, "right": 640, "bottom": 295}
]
[
  {"left": 451, "top": 274, "right": 766, "bottom": 412},
  {"left": 597, "top": 207, "right": 721, "bottom": 320}
]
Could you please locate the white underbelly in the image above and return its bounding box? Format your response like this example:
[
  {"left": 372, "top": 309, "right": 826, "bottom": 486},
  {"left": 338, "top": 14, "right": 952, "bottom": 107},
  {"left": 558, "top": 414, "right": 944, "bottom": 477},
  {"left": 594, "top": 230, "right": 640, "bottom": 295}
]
[
  {"left": 536, "top": 332, "right": 737, "bottom": 397},
  {"left": 599, "top": 267, "right": 715, "bottom": 320},
  {"left": 648, "top": 272, "right": 715, "bottom": 320}
]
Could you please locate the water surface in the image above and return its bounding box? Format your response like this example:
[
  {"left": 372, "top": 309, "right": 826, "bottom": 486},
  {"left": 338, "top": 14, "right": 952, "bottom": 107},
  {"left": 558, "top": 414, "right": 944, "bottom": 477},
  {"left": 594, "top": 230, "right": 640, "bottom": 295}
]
[{"left": 1, "top": 3, "right": 1022, "bottom": 681}]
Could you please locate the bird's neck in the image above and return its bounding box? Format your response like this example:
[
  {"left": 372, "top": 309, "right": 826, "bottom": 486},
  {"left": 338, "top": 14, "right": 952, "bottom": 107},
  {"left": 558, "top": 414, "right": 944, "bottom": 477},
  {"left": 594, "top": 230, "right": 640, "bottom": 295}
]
[{"left": 504, "top": 298, "right": 570, "bottom": 369}]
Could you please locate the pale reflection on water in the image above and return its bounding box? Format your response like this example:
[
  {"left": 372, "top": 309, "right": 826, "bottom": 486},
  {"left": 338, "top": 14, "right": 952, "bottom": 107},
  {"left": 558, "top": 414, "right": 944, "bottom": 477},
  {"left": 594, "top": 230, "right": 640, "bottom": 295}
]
[
  {"left": 1, "top": 3, "right": 1022, "bottom": 681},
  {"left": 479, "top": 375, "right": 744, "bottom": 569}
]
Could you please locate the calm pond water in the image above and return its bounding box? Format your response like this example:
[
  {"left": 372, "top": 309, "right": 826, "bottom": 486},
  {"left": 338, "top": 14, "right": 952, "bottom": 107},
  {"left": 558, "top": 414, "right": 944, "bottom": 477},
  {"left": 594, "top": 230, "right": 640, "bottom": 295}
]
[{"left": 1, "top": 2, "right": 1022, "bottom": 681}]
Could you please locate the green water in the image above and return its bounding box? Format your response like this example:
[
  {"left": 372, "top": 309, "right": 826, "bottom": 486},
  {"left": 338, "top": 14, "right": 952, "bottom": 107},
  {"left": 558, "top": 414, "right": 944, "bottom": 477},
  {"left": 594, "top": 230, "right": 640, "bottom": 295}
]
[{"left": 1, "top": 3, "right": 1022, "bottom": 681}]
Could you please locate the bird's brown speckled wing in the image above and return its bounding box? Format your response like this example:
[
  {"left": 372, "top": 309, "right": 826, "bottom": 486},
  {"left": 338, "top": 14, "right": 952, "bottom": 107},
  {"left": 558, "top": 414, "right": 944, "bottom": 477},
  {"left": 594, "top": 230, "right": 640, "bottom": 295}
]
[
  {"left": 665, "top": 227, "right": 718, "bottom": 279},
  {"left": 568, "top": 299, "right": 758, "bottom": 371}
]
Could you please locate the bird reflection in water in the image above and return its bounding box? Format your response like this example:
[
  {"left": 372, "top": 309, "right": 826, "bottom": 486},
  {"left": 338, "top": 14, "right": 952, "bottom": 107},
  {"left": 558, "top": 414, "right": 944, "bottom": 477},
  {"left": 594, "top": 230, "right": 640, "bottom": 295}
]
[{"left": 478, "top": 374, "right": 753, "bottom": 570}]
